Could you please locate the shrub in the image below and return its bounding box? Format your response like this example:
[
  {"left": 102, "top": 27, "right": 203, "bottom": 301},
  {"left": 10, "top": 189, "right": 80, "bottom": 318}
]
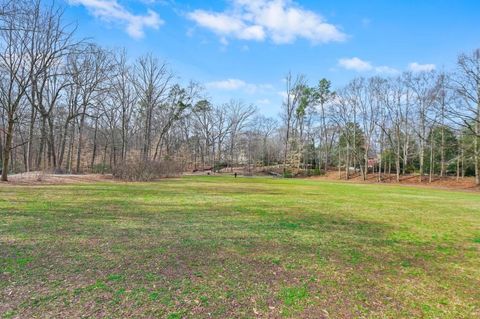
[
  {"left": 91, "top": 164, "right": 111, "bottom": 174},
  {"left": 283, "top": 170, "right": 293, "bottom": 178},
  {"left": 112, "top": 160, "right": 183, "bottom": 181},
  {"left": 213, "top": 161, "right": 228, "bottom": 172}
]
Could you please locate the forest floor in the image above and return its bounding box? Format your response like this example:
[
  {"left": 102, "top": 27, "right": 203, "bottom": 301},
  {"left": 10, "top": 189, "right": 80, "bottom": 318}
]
[
  {"left": 215, "top": 166, "right": 478, "bottom": 191},
  {"left": 311, "top": 171, "right": 479, "bottom": 191},
  {"left": 3, "top": 172, "right": 113, "bottom": 185},
  {"left": 1, "top": 176, "right": 479, "bottom": 318}
]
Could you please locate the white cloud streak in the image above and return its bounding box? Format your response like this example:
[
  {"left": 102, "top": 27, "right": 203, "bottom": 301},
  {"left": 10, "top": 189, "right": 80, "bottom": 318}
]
[
  {"left": 206, "top": 78, "right": 273, "bottom": 94},
  {"left": 68, "top": 0, "right": 163, "bottom": 38},
  {"left": 408, "top": 62, "right": 436, "bottom": 72},
  {"left": 256, "top": 98, "right": 271, "bottom": 105},
  {"left": 188, "top": 0, "right": 346, "bottom": 44},
  {"left": 374, "top": 65, "right": 400, "bottom": 75},
  {"left": 338, "top": 57, "right": 399, "bottom": 75},
  {"left": 338, "top": 57, "right": 373, "bottom": 72},
  {"left": 206, "top": 79, "right": 247, "bottom": 90}
]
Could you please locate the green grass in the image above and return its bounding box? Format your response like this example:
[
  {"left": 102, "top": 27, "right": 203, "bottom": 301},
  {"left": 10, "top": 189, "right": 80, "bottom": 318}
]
[{"left": 0, "top": 176, "right": 479, "bottom": 318}]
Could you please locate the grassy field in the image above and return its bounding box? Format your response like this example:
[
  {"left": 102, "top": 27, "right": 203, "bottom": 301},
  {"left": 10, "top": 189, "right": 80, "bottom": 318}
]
[{"left": 1, "top": 176, "right": 479, "bottom": 318}]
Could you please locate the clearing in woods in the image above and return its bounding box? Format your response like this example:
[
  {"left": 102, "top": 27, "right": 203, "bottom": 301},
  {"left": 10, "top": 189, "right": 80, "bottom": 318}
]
[{"left": 0, "top": 176, "right": 479, "bottom": 318}]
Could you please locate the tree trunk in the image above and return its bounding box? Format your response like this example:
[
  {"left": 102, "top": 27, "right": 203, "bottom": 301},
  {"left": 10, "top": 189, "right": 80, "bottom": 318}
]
[
  {"left": 48, "top": 116, "right": 56, "bottom": 168},
  {"left": 419, "top": 112, "right": 426, "bottom": 182},
  {"left": 121, "top": 107, "right": 127, "bottom": 161},
  {"left": 142, "top": 104, "right": 152, "bottom": 162},
  {"left": 66, "top": 121, "right": 76, "bottom": 174},
  {"left": 476, "top": 98, "right": 480, "bottom": 185},
  {"left": 440, "top": 125, "right": 445, "bottom": 177},
  {"left": 402, "top": 134, "right": 409, "bottom": 175},
  {"left": 396, "top": 127, "right": 401, "bottom": 183},
  {"left": 102, "top": 142, "right": 108, "bottom": 174},
  {"left": 475, "top": 122, "right": 479, "bottom": 185},
  {"left": 153, "top": 130, "right": 168, "bottom": 161},
  {"left": 396, "top": 150, "right": 400, "bottom": 183},
  {"left": 91, "top": 118, "right": 98, "bottom": 169},
  {"left": 429, "top": 133, "right": 434, "bottom": 183},
  {"left": 212, "top": 137, "right": 216, "bottom": 173},
  {"left": 76, "top": 111, "right": 86, "bottom": 173},
  {"left": 283, "top": 127, "right": 290, "bottom": 176},
  {"left": 36, "top": 115, "right": 47, "bottom": 170},
  {"left": 378, "top": 130, "right": 384, "bottom": 182},
  {"left": 26, "top": 107, "right": 36, "bottom": 172},
  {"left": 419, "top": 138, "right": 424, "bottom": 183},
  {"left": 337, "top": 148, "right": 341, "bottom": 179},
  {"left": 456, "top": 152, "right": 460, "bottom": 182},
  {"left": 1, "top": 118, "right": 15, "bottom": 181},
  {"left": 111, "top": 128, "right": 117, "bottom": 169},
  {"left": 363, "top": 147, "right": 368, "bottom": 181},
  {"left": 0, "top": 126, "right": 3, "bottom": 171},
  {"left": 345, "top": 144, "right": 350, "bottom": 180},
  {"left": 58, "top": 119, "right": 70, "bottom": 169}
]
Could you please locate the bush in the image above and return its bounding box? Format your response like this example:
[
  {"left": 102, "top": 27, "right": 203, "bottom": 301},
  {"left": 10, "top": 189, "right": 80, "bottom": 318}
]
[
  {"left": 91, "top": 164, "right": 111, "bottom": 174},
  {"left": 404, "top": 164, "right": 416, "bottom": 174},
  {"left": 309, "top": 167, "right": 323, "bottom": 176},
  {"left": 283, "top": 170, "right": 293, "bottom": 178},
  {"left": 213, "top": 161, "right": 228, "bottom": 172},
  {"left": 112, "top": 160, "right": 183, "bottom": 181}
]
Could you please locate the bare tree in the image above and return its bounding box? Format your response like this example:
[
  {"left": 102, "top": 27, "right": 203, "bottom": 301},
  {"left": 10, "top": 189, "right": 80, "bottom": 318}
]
[
  {"left": 133, "top": 54, "right": 173, "bottom": 162},
  {"left": 378, "top": 77, "right": 405, "bottom": 182},
  {"left": 0, "top": 0, "right": 31, "bottom": 181},
  {"left": 407, "top": 71, "right": 439, "bottom": 182},
  {"left": 251, "top": 115, "right": 278, "bottom": 166},
  {"left": 192, "top": 99, "right": 214, "bottom": 171},
  {"left": 24, "top": 0, "right": 77, "bottom": 170},
  {"left": 72, "top": 44, "right": 112, "bottom": 173},
  {"left": 452, "top": 49, "right": 480, "bottom": 185},
  {"left": 226, "top": 100, "right": 256, "bottom": 170},
  {"left": 111, "top": 50, "right": 136, "bottom": 161},
  {"left": 152, "top": 82, "right": 200, "bottom": 161},
  {"left": 281, "top": 72, "right": 306, "bottom": 175}
]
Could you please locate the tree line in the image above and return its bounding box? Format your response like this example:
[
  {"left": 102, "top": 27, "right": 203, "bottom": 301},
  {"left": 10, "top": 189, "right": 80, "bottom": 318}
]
[
  {"left": 281, "top": 63, "right": 480, "bottom": 185},
  {"left": 1, "top": 0, "right": 479, "bottom": 184}
]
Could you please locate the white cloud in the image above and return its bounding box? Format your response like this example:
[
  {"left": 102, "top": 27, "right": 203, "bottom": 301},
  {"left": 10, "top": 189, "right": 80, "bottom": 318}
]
[
  {"left": 206, "top": 78, "right": 273, "bottom": 94},
  {"left": 339, "top": 57, "right": 399, "bottom": 74},
  {"left": 187, "top": 0, "right": 346, "bottom": 44},
  {"left": 255, "top": 98, "right": 271, "bottom": 105},
  {"left": 68, "top": 0, "right": 163, "bottom": 38},
  {"left": 408, "top": 62, "right": 436, "bottom": 72},
  {"left": 206, "top": 79, "right": 247, "bottom": 90},
  {"left": 338, "top": 57, "right": 373, "bottom": 72},
  {"left": 187, "top": 11, "right": 265, "bottom": 42},
  {"left": 374, "top": 65, "right": 400, "bottom": 75},
  {"left": 277, "top": 91, "right": 288, "bottom": 99}
]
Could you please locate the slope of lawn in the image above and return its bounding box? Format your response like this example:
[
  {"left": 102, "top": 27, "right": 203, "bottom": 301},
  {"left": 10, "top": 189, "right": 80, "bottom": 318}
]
[{"left": 1, "top": 176, "right": 479, "bottom": 318}]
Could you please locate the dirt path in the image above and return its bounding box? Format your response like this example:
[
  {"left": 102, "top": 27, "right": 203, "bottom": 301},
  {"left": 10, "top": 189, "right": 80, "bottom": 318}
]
[{"left": 0, "top": 172, "right": 113, "bottom": 185}]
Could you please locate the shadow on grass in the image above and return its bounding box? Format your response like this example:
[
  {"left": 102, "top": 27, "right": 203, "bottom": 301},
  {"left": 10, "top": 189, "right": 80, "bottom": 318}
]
[{"left": 1, "top": 180, "right": 478, "bottom": 318}]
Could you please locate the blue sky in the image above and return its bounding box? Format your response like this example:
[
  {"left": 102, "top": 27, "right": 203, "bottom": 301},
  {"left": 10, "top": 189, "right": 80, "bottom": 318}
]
[{"left": 64, "top": 0, "right": 480, "bottom": 116}]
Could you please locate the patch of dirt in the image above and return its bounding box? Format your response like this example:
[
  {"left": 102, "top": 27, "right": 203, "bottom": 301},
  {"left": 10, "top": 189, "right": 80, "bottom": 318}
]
[
  {"left": 309, "top": 171, "right": 479, "bottom": 191},
  {"left": 0, "top": 171, "right": 114, "bottom": 185}
]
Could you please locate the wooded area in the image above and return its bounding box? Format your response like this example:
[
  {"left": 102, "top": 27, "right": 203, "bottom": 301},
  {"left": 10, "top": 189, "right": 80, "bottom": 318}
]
[{"left": 1, "top": 0, "right": 479, "bottom": 184}]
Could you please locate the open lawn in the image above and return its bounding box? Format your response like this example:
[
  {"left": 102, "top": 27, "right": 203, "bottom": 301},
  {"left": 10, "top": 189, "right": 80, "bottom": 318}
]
[{"left": 1, "top": 176, "right": 479, "bottom": 318}]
